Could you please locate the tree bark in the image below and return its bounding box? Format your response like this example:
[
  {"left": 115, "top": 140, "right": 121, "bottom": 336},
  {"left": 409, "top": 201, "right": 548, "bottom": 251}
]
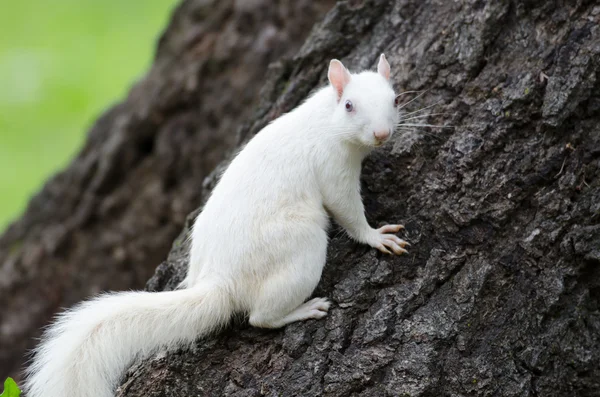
[
  {"left": 6, "top": 0, "right": 600, "bottom": 395},
  {"left": 0, "top": 0, "right": 333, "bottom": 382},
  {"left": 119, "top": 1, "right": 600, "bottom": 396}
]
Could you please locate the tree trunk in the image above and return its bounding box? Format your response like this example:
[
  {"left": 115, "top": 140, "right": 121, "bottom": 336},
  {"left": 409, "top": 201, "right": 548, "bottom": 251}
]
[
  {"left": 7, "top": 0, "right": 600, "bottom": 395},
  {"left": 0, "top": 0, "right": 333, "bottom": 382},
  {"left": 119, "top": 0, "right": 600, "bottom": 396}
]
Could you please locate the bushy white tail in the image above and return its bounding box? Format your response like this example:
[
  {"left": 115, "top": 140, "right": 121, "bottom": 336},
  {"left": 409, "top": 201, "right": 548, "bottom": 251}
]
[{"left": 25, "top": 282, "right": 232, "bottom": 397}]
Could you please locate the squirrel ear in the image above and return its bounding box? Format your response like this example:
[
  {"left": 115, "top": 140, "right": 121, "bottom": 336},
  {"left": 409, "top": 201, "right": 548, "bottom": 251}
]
[
  {"left": 377, "top": 53, "right": 391, "bottom": 80},
  {"left": 328, "top": 59, "right": 352, "bottom": 100}
]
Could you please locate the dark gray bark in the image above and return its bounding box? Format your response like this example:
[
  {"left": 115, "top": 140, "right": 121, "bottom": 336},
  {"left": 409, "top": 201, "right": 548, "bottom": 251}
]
[
  {"left": 4, "top": 0, "right": 600, "bottom": 395},
  {"left": 118, "top": 0, "right": 600, "bottom": 396},
  {"left": 0, "top": 0, "right": 333, "bottom": 382}
]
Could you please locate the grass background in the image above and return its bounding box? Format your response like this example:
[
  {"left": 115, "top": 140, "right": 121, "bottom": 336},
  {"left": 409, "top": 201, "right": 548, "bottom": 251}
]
[{"left": 0, "top": 1, "right": 178, "bottom": 233}]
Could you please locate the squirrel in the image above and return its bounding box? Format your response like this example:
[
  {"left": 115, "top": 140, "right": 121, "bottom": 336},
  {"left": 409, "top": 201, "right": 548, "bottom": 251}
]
[{"left": 24, "top": 54, "right": 409, "bottom": 397}]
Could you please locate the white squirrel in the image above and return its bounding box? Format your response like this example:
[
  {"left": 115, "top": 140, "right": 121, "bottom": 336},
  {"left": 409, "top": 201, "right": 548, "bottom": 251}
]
[{"left": 25, "top": 54, "right": 409, "bottom": 397}]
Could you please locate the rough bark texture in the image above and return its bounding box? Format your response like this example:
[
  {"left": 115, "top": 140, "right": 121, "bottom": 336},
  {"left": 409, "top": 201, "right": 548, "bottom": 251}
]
[
  {"left": 118, "top": 0, "right": 600, "bottom": 396},
  {"left": 5, "top": 0, "right": 600, "bottom": 395},
  {"left": 0, "top": 0, "right": 333, "bottom": 381}
]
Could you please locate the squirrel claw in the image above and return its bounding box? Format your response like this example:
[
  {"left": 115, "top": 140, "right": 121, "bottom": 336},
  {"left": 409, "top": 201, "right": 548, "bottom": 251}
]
[{"left": 372, "top": 224, "right": 409, "bottom": 255}]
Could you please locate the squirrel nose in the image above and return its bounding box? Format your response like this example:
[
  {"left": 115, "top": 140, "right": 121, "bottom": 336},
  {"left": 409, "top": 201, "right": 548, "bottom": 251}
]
[{"left": 373, "top": 129, "right": 391, "bottom": 141}]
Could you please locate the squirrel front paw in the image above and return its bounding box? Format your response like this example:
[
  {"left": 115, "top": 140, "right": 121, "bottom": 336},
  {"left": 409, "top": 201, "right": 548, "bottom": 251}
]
[{"left": 368, "top": 224, "right": 409, "bottom": 255}]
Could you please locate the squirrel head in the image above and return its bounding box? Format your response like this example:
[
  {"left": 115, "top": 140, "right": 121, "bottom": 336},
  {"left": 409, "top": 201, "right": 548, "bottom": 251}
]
[{"left": 328, "top": 54, "right": 399, "bottom": 148}]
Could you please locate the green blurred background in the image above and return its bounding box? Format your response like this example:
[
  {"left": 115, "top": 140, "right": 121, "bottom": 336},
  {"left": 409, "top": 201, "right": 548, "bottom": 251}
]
[{"left": 0, "top": 1, "right": 178, "bottom": 233}]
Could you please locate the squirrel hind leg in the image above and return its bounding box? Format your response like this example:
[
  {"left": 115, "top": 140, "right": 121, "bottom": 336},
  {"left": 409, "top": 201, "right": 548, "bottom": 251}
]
[
  {"left": 248, "top": 226, "right": 329, "bottom": 329},
  {"left": 248, "top": 251, "right": 328, "bottom": 328},
  {"left": 250, "top": 297, "right": 331, "bottom": 329}
]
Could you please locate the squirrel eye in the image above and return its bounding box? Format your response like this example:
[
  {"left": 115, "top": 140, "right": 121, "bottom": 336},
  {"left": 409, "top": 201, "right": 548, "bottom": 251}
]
[
  {"left": 394, "top": 96, "right": 400, "bottom": 107},
  {"left": 345, "top": 100, "right": 354, "bottom": 112}
]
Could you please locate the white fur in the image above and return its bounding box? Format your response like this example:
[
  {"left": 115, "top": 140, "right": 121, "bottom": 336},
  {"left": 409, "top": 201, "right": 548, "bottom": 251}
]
[{"left": 25, "top": 55, "right": 408, "bottom": 397}]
